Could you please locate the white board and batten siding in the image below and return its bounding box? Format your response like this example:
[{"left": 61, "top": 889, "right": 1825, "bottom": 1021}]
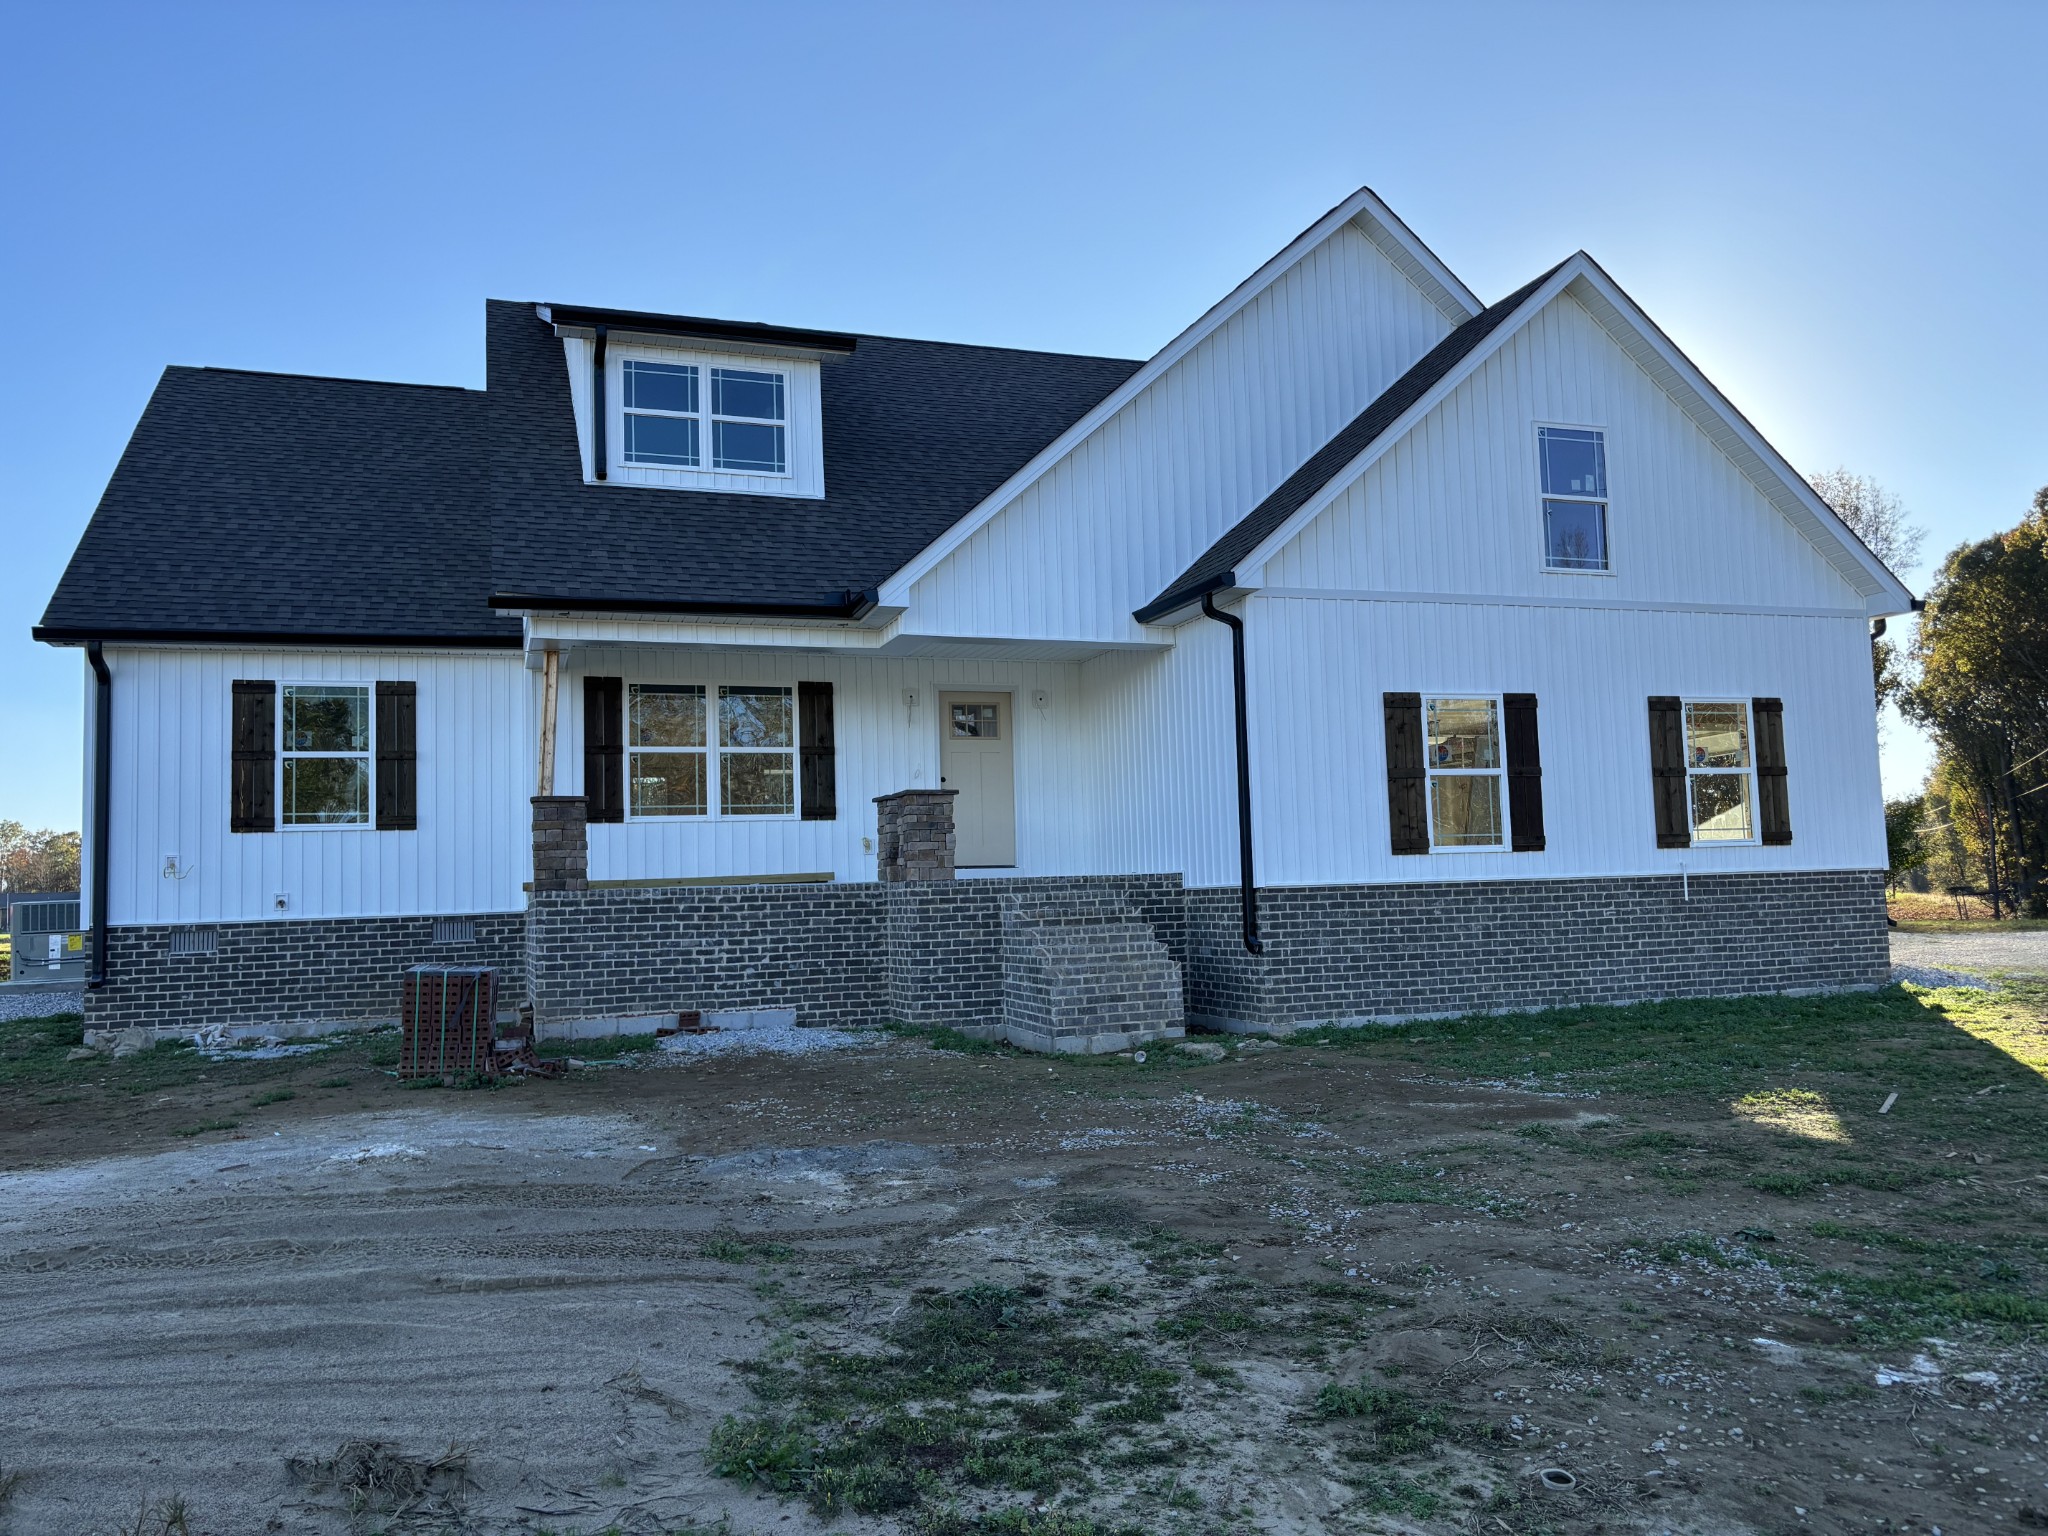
[
  {"left": 1259, "top": 289, "right": 1870, "bottom": 615},
  {"left": 902, "top": 221, "right": 1458, "bottom": 644},
  {"left": 552, "top": 650, "right": 1099, "bottom": 884},
  {"left": 96, "top": 646, "right": 529, "bottom": 926}
]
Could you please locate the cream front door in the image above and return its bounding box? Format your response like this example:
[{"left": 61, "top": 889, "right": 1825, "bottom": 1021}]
[{"left": 939, "top": 692, "right": 1016, "bottom": 867}]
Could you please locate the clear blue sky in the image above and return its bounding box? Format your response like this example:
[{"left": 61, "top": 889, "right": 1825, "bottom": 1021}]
[{"left": 4, "top": 0, "right": 2043, "bottom": 828}]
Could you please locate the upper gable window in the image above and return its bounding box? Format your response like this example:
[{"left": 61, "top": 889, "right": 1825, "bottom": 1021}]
[
  {"left": 622, "top": 361, "right": 789, "bottom": 475},
  {"left": 1539, "top": 427, "right": 1609, "bottom": 572}
]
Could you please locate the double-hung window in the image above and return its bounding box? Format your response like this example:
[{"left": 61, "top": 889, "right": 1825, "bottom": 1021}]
[
  {"left": 281, "top": 685, "right": 371, "bottom": 826},
  {"left": 1539, "top": 426, "right": 1609, "bottom": 571},
  {"left": 1684, "top": 700, "right": 1755, "bottom": 842},
  {"left": 620, "top": 359, "right": 787, "bottom": 475},
  {"left": 625, "top": 682, "right": 794, "bottom": 817},
  {"left": 718, "top": 685, "right": 795, "bottom": 814},
  {"left": 628, "top": 684, "right": 708, "bottom": 815},
  {"left": 1425, "top": 695, "right": 1506, "bottom": 849}
]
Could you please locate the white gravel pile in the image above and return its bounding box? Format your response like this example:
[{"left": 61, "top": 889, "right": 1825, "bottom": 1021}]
[
  {"left": 655, "top": 1020, "right": 872, "bottom": 1059},
  {"left": 0, "top": 988, "right": 83, "bottom": 1023},
  {"left": 1891, "top": 963, "right": 1996, "bottom": 990}
]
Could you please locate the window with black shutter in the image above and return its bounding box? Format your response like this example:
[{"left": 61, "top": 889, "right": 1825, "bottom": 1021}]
[
  {"left": 1753, "top": 696, "right": 1792, "bottom": 845},
  {"left": 798, "top": 680, "right": 837, "bottom": 821},
  {"left": 1648, "top": 696, "right": 1689, "bottom": 848},
  {"left": 1383, "top": 692, "right": 1428, "bottom": 854},
  {"left": 583, "top": 676, "right": 625, "bottom": 823},
  {"left": 1503, "top": 693, "right": 1545, "bottom": 852},
  {"left": 230, "top": 680, "right": 276, "bottom": 833},
  {"left": 375, "top": 681, "right": 417, "bottom": 830}
]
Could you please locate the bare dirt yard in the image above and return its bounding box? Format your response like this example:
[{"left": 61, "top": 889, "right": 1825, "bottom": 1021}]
[{"left": 2, "top": 968, "right": 2046, "bottom": 1536}]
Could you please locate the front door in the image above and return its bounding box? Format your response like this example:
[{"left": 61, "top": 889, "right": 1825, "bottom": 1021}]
[{"left": 939, "top": 692, "right": 1016, "bottom": 867}]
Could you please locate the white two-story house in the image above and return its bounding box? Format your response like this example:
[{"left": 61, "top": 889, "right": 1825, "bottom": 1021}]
[{"left": 37, "top": 187, "right": 1913, "bottom": 1049}]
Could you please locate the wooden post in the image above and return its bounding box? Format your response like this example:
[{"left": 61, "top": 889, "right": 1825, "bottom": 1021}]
[{"left": 537, "top": 648, "right": 560, "bottom": 796}]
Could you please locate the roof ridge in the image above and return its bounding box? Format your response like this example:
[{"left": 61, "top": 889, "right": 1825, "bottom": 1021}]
[{"left": 188, "top": 364, "right": 476, "bottom": 393}]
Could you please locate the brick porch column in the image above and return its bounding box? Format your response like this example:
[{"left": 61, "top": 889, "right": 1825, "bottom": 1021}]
[
  {"left": 531, "top": 795, "right": 589, "bottom": 893},
  {"left": 874, "top": 789, "right": 958, "bottom": 881}
]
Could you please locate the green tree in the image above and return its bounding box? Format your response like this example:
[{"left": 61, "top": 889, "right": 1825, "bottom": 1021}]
[
  {"left": 1904, "top": 487, "right": 2048, "bottom": 914},
  {"left": 1883, "top": 796, "right": 1929, "bottom": 893},
  {"left": 0, "top": 822, "right": 83, "bottom": 896}
]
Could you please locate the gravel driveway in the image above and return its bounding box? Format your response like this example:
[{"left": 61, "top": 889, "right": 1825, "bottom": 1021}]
[{"left": 1891, "top": 927, "right": 2048, "bottom": 977}]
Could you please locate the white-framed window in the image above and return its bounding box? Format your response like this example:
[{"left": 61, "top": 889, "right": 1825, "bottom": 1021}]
[
  {"left": 1539, "top": 426, "right": 1609, "bottom": 572},
  {"left": 1424, "top": 694, "right": 1507, "bottom": 850},
  {"left": 625, "top": 682, "right": 794, "bottom": 818},
  {"left": 1683, "top": 699, "right": 1756, "bottom": 843},
  {"left": 621, "top": 359, "right": 787, "bottom": 475},
  {"left": 628, "top": 683, "right": 708, "bottom": 816},
  {"left": 280, "top": 683, "right": 371, "bottom": 827}
]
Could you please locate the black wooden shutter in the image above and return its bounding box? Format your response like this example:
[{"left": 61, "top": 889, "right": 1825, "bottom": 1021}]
[
  {"left": 1503, "top": 693, "right": 1545, "bottom": 852},
  {"left": 583, "top": 676, "right": 624, "bottom": 823},
  {"left": 375, "top": 681, "right": 418, "bottom": 830},
  {"left": 1648, "top": 696, "right": 1689, "bottom": 849},
  {"left": 230, "top": 680, "right": 276, "bottom": 833},
  {"left": 1753, "top": 696, "right": 1792, "bottom": 845},
  {"left": 798, "top": 680, "right": 837, "bottom": 821},
  {"left": 1383, "top": 692, "right": 1428, "bottom": 855}
]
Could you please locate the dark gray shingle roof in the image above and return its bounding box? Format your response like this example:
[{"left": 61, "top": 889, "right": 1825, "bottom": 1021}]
[
  {"left": 1137, "top": 263, "right": 1566, "bottom": 620},
  {"left": 38, "top": 302, "right": 1143, "bottom": 642},
  {"left": 37, "top": 367, "right": 515, "bottom": 644}
]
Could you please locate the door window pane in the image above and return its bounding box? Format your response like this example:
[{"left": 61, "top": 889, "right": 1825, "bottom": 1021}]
[
  {"left": 1430, "top": 775, "right": 1503, "bottom": 848},
  {"left": 951, "top": 703, "right": 1000, "bottom": 739}
]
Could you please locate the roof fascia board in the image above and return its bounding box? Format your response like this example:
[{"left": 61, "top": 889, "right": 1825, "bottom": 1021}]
[
  {"left": 539, "top": 304, "right": 857, "bottom": 357},
  {"left": 30, "top": 625, "right": 522, "bottom": 650},
  {"left": 1229, "top": 264, "right": 1582, "bottom": 586},
  {"left": 874, "top": 187, "right": 1482, "bottom": 607},
  {"left": 1556, "top": 262, "right": 1915, "bottom": 616}
]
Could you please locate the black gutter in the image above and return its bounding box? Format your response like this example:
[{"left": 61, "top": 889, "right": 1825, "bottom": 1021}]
[
  {"left": 1133, "top": 569, "right": 1236, "bottom": 626},
  {"left": 1200, "top": 591, "right": 1264, "bottom": 956},
  {"left": 489, "top": 589, "right": 879, "bottom": 620},
  {"left": 546, "top": 303, "right": 858, "bottom": 356},
  {"left": 85, "top": 641, "right": 111, "bottom": 990},
  {"left": 592, "top": 324, "right": 608, "bottom": 482},
  {"left": 32, "top": 626, "right": 522, "bottom": 649}
]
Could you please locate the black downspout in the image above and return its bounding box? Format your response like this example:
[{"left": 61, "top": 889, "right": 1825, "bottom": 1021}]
[
  {"left": 592, "top": 325, "right": 609, "bottom": 482},
  {"left": 86, "top": 641, "right": 112, "bottom": 989},
  {"left": 1201, "top": 593, "right": 1264, "bottom": 955}
]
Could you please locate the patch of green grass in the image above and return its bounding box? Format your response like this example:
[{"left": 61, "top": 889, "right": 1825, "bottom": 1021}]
[
  {"left": 880, "top": 1020, "right": 1010, "bottom": 1056},
  {"left": 249, "top": 1088, "right": 296, "bottom": 1106},
  {"left": 534, "top": 1032, "right": 658, "bottom": 1061},
  {"left": 315, "top": 1075, "right": 353, "bottom": 1089},
  {"left": 171, "top": 1118, "right": 240, "bottom": 1138},
  {"left": 701, "top": 1234, "right": 797, "bottom": 1265},
  {"left": 710, "top": 1283, "right": 1191, "bottom": 1526},
  {"left": 0, "top": 1012, "right": 88, "bottom": 1088}
]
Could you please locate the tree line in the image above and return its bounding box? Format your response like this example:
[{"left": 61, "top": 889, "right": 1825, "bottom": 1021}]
[
  {"left": 1831, "top": 473, "right": 2048, "bottom": 918},
  {"left": 0, "top": 821, "right": 82, "bottom": 901}
]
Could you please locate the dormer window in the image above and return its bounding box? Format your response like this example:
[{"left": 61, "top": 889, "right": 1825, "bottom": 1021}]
[{"left": 622, "top": 361, "right": 788, "bottom": 475}]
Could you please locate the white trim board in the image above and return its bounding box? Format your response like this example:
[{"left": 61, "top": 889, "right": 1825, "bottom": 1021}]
[
  {"left": 1254, "top": 589, "right": 1871, "bottom": 621},
  {"left": 874, "top": 186, "right": 1481, "bottom": 608}
]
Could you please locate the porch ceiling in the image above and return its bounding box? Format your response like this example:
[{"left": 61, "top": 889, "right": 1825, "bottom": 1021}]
[{"left": 519, "top": 612, "right": 1169, "bottom": 667}]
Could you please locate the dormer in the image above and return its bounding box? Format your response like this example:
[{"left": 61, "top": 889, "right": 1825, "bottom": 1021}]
[{"left": 542, "top": 303, "right": 856, "bottom": 499}]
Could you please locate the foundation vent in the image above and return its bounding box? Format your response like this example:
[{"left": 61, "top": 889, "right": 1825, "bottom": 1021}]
[
  {"left": 432, "top": 917, "right": 477, "bottom": 945},
  {"left": 168, "top": 926, "right": 218, "bottom": 957}
]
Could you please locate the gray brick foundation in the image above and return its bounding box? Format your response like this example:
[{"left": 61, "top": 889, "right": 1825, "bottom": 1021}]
[
  {"left": 1186, "top": 869, "right": 1889, "bottom": 1030},
  {"left": 81, "top": 913, "right": 524, "bottom": 1039}
]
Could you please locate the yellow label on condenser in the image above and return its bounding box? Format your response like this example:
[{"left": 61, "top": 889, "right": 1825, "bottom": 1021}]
[{"left": 67, "top": 933, "right": 84, "bottom": 952}]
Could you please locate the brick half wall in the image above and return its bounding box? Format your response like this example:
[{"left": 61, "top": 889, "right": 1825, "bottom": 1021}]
[
  {"left": 82, "top": 914, "right": 525, "bottom": 1036},
  {"left": 1186, "top": 869, "right": 1890, "bottom": 1030}
]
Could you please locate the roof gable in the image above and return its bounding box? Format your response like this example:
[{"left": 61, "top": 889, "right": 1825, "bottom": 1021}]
[{"left": 1143, "top": 254, "right": 1916, "bottom": 621}]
